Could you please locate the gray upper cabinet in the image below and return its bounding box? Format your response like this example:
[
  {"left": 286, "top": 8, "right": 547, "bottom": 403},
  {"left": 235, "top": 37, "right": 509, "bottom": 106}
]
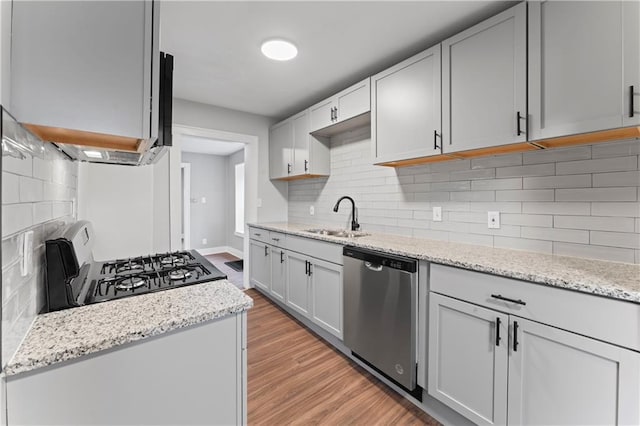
[
  {"left": 529, "top": 1, "right": 640, "bottom": 140},
  {"left": 442, "top": 2, "right": 527, "bottom": 153},
  {"left": 309, "top": 78, "right": 370, "bottom": 134},
  {"left": 269, "top": 110, "right": 330, "bottom": 180},
  {"left": 372, "top": 45, "right": 442, "bottom": 164},
  {"left": 10, "top": 0, "right": 159, "bottom": 141}
]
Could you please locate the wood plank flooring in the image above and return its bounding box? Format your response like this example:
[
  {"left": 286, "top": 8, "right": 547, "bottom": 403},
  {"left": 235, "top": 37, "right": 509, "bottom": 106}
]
[
  {"left": 204, "top": 252, "right": 244, "bottom": 289},
  {"left": 246, "top": 289, "right": 439, "bottom": 425}
]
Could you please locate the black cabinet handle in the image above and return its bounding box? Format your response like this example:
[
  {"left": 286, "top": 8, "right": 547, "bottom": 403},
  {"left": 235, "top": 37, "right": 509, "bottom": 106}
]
[
  {"left": 630, "top": 85, "right": 635, "bottom": 118},
  {"left": 491, "top": 294, "right": 526, "bottom": 306},
  {"left": 495, "top": 317, "right": 501, "bottom": 346},
  {"left": 516, "top": 111, "right": 525, "bottom": 136},
  {"left": 272, "top": 237, "right": 279, "bottom": 242},
  {"left": 287, "top": 163, "right": 291, "bottom": 174},
  {"left": 330, "top": 107, "right": 334, "bottom": 121},
  {"left": 308, "top": 262, "right": 312, "bottom": 276},
  {"left": 280, "top": 251, "right": 284, "bottom": 263},
  {"left": 304, "top": 260, "right": 309, "bottom": 275},
  {"left": 254, "top": 232, "right": 261, "bottom": 237},
  {"left": 304, "top": 159, "right": 308, "bottom": 172},
  {"left": 264, "top": 246, "right": 268, "bottom": 256},
  {"left": 334, "top": 106, "right": 338, "bottom": 121},
  {"left": 433, "top": 130, "right": 440, "bottom": 150},
  {"left": 513, "top": 321, "right": 519, "bottom": 352}
]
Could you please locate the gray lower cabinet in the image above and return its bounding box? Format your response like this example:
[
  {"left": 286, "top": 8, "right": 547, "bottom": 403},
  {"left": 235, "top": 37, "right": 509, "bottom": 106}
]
[
  {"left": 5, "top": 314, "right": 246, "bottom": 425},
  {"left": 528, "top": 0, "right": 640, "bottom": 140},
  {"left": 372, "top": 44, "right": 442, "bottom": 164},
  {"left": 442, "top": 2, "right": 527, "bottom": 152},
  {"left": 270, "top": 246, "right": 286, "bottom": 303},
  {"left": 429, "top": 293, "right": 640, "bottom": 425},
  {"left": 285, "top": 251, "right": 311, "bottom": 316},
  {"left": 249, "top": 239, "right": 270, "bottom": 292},
  {"left": 309, "top": 257, "right": 343, "bottom": 339}
]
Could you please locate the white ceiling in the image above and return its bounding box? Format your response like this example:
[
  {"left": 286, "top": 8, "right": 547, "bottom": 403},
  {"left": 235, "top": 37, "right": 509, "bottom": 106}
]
[
  {"left": 160, "top": 1, "right": 516, "bottom": 120},
  {"left": 180, "top": 134, "right": 245, "bottom": 156}
]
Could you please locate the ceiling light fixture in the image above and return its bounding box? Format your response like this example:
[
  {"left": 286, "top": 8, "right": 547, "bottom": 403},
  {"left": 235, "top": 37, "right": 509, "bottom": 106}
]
[{"left": 261, "top": 39, "right": 298, "bottom": 61}]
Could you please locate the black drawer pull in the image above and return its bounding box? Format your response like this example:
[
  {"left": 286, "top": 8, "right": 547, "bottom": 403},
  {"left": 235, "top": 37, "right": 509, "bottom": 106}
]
[
  {"left": 495, "top": 317, "right": 501, "bottom": 346},
  {"left": 491, "top": 294, "right": 526, "bottom": 306},
  {"left": 280, "top": 251, "right": 284, "bottom": 263},
  {"left": 433, "top": 130, "right": 440, "bottom": 150},
  {"left": 516, "top": 111, "right": 525, "bottom": 136},
  {"left": 272, "top": 237, "right": 280, "bottom": 242},
  {"left": 513, "top": 321, "right": 519, "bottom": 352},
  {"left": 264, "top": 246, "right": 269, "bottom": 256},
  {"left": 254, "top": 233, "right": 261, "bottom": 237},
  {"left": 630, "top": 85, "right": 635, "bottom": 118}
]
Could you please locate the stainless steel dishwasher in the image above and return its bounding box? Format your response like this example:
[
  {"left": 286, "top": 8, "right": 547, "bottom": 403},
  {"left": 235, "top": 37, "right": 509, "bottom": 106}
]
[{"left": 343, "top": 246, "right": 418, "bottom": 391}]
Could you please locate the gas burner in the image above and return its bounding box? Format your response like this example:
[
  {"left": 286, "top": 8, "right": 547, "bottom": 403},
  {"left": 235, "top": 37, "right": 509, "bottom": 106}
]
[
  {"left": 169, "top": 269, "right": 192, "bottom": 281},
  {"left": 160, "top": 255, "right": 186, "bottom": 266},
  {"left": 116, "top": 276, "right": 147, "bottom": 291},
  {"left": 116, "top": 263, "right": 144, "bottom": 273}
]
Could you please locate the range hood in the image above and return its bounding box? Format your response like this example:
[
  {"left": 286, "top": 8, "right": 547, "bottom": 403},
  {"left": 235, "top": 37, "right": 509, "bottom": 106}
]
[{"left": 21, "top": 52, "right": 174, "bottom": 167}]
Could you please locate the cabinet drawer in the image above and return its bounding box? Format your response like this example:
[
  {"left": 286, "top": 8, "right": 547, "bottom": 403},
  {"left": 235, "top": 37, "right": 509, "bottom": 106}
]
[
  {"left": 248, "top": 227, "right": 269, "bottom": 244},
  {"left": 287, "top": 235, "right": 343, "bottom": 265},
  {"left": 430, "top": 264, "right": 640, "bottom": 352},
  {"left": 268, "top": 232, "right": 286, "bottom": 248}
]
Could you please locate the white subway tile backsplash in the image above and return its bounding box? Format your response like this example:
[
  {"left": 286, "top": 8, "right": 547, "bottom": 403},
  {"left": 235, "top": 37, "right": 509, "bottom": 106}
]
[
  {"left": 591, "top": 139, "right": 640, "bottom": 158},
  {"left": 2, "top": 152, "right": 33, "bottom": 176},
  {"left": 590, "top": 231, "right": 640, "bottom": 249},
  {"left": 2, "top": 204, "right": 34, "bottom": 237},
  {"left": 592, "top": 171, "right": 640, "bottom": 187},
  {"left": 523, "top": 146, "right": 591, "bottom": 165},
  {"left": 523, "top": 174, "right": 591, "bottom": 189},
  {"left": 496, "top": 189, "right": 554, "bottom": 202},
  {"left": 555, "top": 187, "right": 637, "bottom": 202},
  {"left": 554, "top": 215, "right": 635, "bottom": 233},
  {"left": 19, "top": 176, "right": 44, "bottom": 202},
  {"left": 33, "top": 202, "right": 53, "bottom": 223},
  {"left": 33, "top": 156, "right": 52, "bottom": 181},
  {"left": 289, "top": 132, "right": 639, "bottom": 264},
  {"left": 556, "top": 156, "right": 637, "bottom": 175},
  {"left": 553, "top": 242, "right": 636, "bottom": 263},
  {"left": 496, "top": 163, "right": 555, "bottom": 178},
  {"left": 2, "top": 172, "right": 20, "bottom": 204}
]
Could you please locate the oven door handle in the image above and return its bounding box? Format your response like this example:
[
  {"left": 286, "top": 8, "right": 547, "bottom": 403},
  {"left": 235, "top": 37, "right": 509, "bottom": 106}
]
[{"left": 364, "top": 261, "right": 383, "bottom": 272}]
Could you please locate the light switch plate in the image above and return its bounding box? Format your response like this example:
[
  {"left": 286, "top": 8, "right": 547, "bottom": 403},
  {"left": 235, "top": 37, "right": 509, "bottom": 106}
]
[
  {"left": 309, "top": 205, "right": 315, "bottom": 216},
  {"left": 488, "top": 211, "right": 500, "bottom": 229},
  {"left": 257, "top": 198, "right": 262, "bottom": 207},
  {"left": 433, "top": 206, "right": 442, "bottom": 222},
  {"left": 202, "top": 238, "right": 207, "bottom": 245},
  {"left": 21, "top": 231, "right": 34, "bottom": 277},
  {"left": 201, "top": 197, "right": 207, "bottom": 204}
]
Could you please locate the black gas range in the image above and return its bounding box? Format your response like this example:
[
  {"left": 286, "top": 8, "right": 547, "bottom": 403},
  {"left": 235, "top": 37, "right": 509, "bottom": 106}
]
[{"left": 44, "top": 221, "right": 227, "bottom": 312}]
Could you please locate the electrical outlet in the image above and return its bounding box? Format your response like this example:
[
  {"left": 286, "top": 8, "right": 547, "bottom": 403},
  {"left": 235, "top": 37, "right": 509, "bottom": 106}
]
[
  {"left": 309, "top": 205, "right": 315, "bottom": 216},
  {"left": 432, "top": 206, "right": 442, "bottom": 222},
  {"left": 21, "top": 231, "right": 34, "bottom": 277},
  {"left": 257, "top": 198, "right": 262, "bottom": 207},
  {"left": 202, "top": 238, "right": 208, "bottom": 245},
  {"left": 488, "top": 211, "right": 500, "bottom": 229},
  {"left": 201, "top": 197, "right": 207, "bottom": 204}
]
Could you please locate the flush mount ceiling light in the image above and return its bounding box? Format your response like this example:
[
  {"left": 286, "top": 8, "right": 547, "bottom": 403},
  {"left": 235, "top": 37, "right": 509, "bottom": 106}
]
[
  {"left": 83, "top": 150, "right": 103, "bottom": 159},
  {"left": 261, "top": 39, "right": 298, "bottom": 61}
]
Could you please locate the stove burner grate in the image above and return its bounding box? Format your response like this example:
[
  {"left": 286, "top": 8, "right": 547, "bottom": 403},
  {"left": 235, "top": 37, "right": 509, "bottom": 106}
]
[
  {"left": 115, "top": 276, "right": 147, "bottom": 291},
  {"left": 168, "top": 268, "right": 193, "bottom": 280}
]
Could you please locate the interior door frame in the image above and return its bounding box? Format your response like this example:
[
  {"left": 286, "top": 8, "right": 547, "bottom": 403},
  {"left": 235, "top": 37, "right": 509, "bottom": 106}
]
[{"left": 181, "top": 162, "right": 191, "bottom": 250}]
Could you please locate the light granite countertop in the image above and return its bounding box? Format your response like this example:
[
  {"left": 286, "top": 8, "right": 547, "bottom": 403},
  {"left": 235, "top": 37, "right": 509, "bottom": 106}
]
[
  {"left": 250, "top": 222, "right": 640, "bottom": 304},
  {"left": 4, "top": 280, "right": 252, "bottom": 377}
]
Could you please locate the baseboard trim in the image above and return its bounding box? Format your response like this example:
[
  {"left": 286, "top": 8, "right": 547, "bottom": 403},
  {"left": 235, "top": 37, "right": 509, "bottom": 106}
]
[{"left": 196, "top": 246, "right": 243, "bottom": 258}]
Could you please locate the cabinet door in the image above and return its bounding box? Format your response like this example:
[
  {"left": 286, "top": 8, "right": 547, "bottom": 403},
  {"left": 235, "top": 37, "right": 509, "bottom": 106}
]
[
  {"left": 309, "top": 98, "right": 335, "bottom": 133},
  {"left": 373, "top": 45, "right": 442, "bottom": 164},
  {"left": 428, "top": 293, "right": 508, "bottom": 425},
  {"left": 285, "top": 252, "right": 310, "bottom": 316},
  {"left": 623, "top": 0, "right": 640, "bottom": 127},
  {"left": 270, "top": 248, "right": 286, "bottom": 303},
  {"left": 529, "top": 1, "right": 634, "bottom": 139},
  {"left": 310, "top": 258, "right": 343, "bottom": 339},
  {"left": 249, "top": 240, "right": 270, "bottom": 292},
  {"left": 292, "top": 111, "right": 310, "bottom": 175},
  {"left": 442, "top": 2, "right": 526, "bottom": 152},
  {"left": 268, "top": 120, "right": 293, "bottom": 179},
  {"left": 335, "top": 78, "right": 370, "bottom": 123},
  {"left": 507, "top": 317, "right": 640, "bottom": 426}
]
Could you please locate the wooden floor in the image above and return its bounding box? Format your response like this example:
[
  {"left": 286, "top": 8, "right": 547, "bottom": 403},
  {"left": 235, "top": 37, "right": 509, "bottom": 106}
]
[
  {"left": 246, "top": 289, "right": 439, "bottom": 426},
  {"left": 204, "top": 252, "right": 244, "bottom": 289}
]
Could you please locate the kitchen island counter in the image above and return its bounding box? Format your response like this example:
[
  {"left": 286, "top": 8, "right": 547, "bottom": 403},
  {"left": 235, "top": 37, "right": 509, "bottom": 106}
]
[
  {"left": 250, "top": 222, "right": 640, "bottom": 304},
  {"left": 5, "top": 279, "right": 252, "bottom": 376}
]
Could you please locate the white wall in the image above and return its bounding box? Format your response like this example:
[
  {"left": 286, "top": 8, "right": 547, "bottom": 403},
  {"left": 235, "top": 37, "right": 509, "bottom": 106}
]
[
  {"left": 0, "top": 0, "right": 12, "bottom": 105},
  {"left": 152, "top": 152, "right": 171, "bottom": 252},
  {"left": 77, "top": 163, "right": 154, "bottom": 259},
  {"left": 182, "top": 152, "right": 227, "bottom": 250}
]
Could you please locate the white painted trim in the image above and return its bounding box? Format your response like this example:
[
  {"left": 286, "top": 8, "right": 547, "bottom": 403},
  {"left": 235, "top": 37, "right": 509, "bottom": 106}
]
[
  {"left": 181, "top": 162, "right": 191, "bottom": 250},
  {"left": 171, "top": 124, "right": 257, "bottom": 289},
  {"left": 197, "top": 246, "right": 244, "bottom": 258}
]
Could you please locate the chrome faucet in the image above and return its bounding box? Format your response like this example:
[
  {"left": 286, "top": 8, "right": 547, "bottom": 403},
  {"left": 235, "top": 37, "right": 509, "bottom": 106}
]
[{"left": 333, "top": 196, "right": 360, "bottom": 231}]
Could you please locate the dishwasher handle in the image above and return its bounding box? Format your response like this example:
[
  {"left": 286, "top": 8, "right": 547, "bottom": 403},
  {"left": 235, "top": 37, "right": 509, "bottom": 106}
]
[{"left": 364, "top": 261, "right": 383, "bottom": 272}]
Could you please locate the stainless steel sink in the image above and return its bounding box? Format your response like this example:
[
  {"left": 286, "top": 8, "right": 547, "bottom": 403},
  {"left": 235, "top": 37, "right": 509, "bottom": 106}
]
[{"left": 304, "top": 228, "right": 369, "bottom": 238}]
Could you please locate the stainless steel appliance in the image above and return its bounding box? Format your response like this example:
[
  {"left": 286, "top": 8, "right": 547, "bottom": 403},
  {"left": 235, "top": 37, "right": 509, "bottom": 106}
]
[
  {"left": 343, "top": 246, "right": 418, "bottom": 391},
  {"left": 44, "top": 220, "right": 226, "bottom": 312}
]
